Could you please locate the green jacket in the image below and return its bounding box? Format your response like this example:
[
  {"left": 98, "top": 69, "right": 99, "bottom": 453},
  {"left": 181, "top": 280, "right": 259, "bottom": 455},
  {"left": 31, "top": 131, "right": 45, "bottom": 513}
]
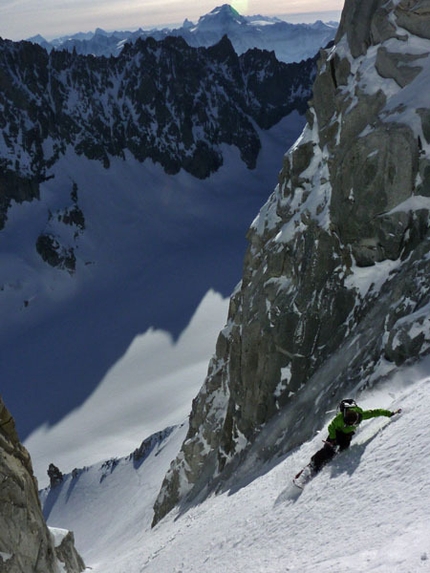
[{"left": 328, "top": 406, "right": 393, "bottom": 439}]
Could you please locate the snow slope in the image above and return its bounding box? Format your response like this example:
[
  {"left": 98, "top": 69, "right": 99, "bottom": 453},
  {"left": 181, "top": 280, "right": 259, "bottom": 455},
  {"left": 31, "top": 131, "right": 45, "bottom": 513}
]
[
  {"left": 1, "top": 111, "right": 305, "bottom": 442},
  {"left": 27, "top": 289, "right": 229, "bottom": 488},
  {"left": 41, "top": 358, "right": 430, "bottom": 572}
]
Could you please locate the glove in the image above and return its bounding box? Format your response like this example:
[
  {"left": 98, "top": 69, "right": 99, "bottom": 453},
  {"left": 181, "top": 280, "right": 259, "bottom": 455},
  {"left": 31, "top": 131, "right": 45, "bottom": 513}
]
[
  {"left": 390, "top": 408, "right": 402, "bottom": 416},
  {"left": 324, "top": 438, "right": 337, "bottom": 448}
]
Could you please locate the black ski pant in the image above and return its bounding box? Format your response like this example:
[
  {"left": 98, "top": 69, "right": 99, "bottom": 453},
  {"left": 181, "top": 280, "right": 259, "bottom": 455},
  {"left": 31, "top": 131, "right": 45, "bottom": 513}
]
[{"left": 310, "top": 430, "right": 354, "bottom": 473}]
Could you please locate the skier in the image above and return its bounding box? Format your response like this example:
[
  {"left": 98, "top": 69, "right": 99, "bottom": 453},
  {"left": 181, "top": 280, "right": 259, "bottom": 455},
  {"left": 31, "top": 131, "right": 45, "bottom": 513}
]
[{"left": 294, "top": 399, "right": 402, "bottom": 488}]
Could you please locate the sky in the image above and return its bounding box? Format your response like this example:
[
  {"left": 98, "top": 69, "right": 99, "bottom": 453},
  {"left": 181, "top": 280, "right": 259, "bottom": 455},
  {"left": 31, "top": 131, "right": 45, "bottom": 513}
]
[{"left": 0, "top": 0, "right": 343, "bottom": 41}]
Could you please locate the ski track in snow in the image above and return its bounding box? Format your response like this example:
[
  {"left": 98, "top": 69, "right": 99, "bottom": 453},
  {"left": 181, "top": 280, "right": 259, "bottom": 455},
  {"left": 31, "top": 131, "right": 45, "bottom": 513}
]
[{"left": 43, "top": 364, "right": 430, "bottom": 573}]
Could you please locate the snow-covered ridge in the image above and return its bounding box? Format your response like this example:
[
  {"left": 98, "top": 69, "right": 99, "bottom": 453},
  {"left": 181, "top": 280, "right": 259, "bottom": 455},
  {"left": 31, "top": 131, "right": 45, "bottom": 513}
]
[
  {"left": 28, "top": 4, "right": 338, "bottom": 63},
  {"left": 0, "top": 32, "right": 315, "bottom": 197},
  {"left": 25, "top": 289, "right": 230, "bottom": 486},
  {"left": 40, "top": 423, "right": 189, "bottom": 570}
]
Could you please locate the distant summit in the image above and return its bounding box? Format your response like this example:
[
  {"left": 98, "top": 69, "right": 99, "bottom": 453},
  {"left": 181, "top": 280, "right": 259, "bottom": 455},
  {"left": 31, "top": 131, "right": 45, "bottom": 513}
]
[{"left": 196, "top": 4, "right": 248, "bottom": 30}]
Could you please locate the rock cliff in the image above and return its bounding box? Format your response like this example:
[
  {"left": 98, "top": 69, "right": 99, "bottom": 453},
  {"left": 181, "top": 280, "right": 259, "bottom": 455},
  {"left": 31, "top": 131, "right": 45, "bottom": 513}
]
[
  {"left": 0, "top": 396, "right": 85, "bottom": 572},
  {"left": 153, "top": 0, "right": 430, "bottom": 524}
]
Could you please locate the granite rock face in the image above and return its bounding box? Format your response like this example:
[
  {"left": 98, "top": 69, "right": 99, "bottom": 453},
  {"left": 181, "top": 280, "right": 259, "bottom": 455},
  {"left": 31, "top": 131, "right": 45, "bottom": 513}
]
[
  {"left": 153, "top": 0, "right": 430, "bottom": 524},
  {"left": 0, "top": 397, "right": 85, "bottom": 572}
]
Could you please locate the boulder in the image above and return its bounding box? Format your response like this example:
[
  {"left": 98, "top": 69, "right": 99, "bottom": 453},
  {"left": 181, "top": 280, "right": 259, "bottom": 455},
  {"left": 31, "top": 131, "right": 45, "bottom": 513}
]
[
  {"left": 395, "top": 0, "right": 430, "bottom": 40},
  {"left": 375, "top": 47, "right": 427, "bottom": 87}
]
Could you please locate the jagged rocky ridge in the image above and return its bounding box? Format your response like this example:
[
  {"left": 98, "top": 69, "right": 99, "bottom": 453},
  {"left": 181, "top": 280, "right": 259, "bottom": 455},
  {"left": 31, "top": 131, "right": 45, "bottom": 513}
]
[
  {"left": 0, "top": 396, "right": 85, "bottom": 572},
  {"left": 30, "top": 5, "right": 337, "bottom": 64},
  {"left": 152, "top": 0, "right": 430, "bottom": 524},
  {"left": 0, "top": 34, "right": 316, "bottom": 236}
]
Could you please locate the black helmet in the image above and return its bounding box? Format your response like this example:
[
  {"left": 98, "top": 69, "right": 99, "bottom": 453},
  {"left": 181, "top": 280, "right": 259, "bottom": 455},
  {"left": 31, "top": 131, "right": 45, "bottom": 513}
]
[{"left": 339, "top": 398, "right": 357, "bottom": 414}]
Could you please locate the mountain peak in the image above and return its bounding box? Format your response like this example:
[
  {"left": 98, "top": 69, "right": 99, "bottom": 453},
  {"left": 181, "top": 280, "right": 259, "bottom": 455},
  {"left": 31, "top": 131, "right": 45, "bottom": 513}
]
[
  {"left": 27, "top": 33, "right": 48, "bottom": 44},
  {"left": 182, "top": 17, "right": 194, "bottom": 29},
  {"left": 197, "top": 4, "right": 247, "bottom": 30},
  {"left": 94, "top": 27, "right": 109, "bottom": 36}
]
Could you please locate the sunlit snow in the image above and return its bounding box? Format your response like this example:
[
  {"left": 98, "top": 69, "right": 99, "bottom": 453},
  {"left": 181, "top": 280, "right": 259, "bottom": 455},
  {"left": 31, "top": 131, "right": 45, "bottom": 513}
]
[{"left": 41, "top": 361, "right": 430, "bottom": 573}]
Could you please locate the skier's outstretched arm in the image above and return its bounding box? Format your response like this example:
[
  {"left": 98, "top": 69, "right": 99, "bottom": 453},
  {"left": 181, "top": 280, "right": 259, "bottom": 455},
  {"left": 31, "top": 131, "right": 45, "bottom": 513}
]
[{"left": 361, "top": 408, "right": 402, "bottom": 420}]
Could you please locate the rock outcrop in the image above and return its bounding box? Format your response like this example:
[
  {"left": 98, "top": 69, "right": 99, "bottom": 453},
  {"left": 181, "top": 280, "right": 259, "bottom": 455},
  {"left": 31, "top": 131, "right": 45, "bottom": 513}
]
[
  {"left": 0, "top": 396, "right": 85, "bottom": 572},
  {"left": 152, "top": 0, "right": 430, "bottom": 524}
]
